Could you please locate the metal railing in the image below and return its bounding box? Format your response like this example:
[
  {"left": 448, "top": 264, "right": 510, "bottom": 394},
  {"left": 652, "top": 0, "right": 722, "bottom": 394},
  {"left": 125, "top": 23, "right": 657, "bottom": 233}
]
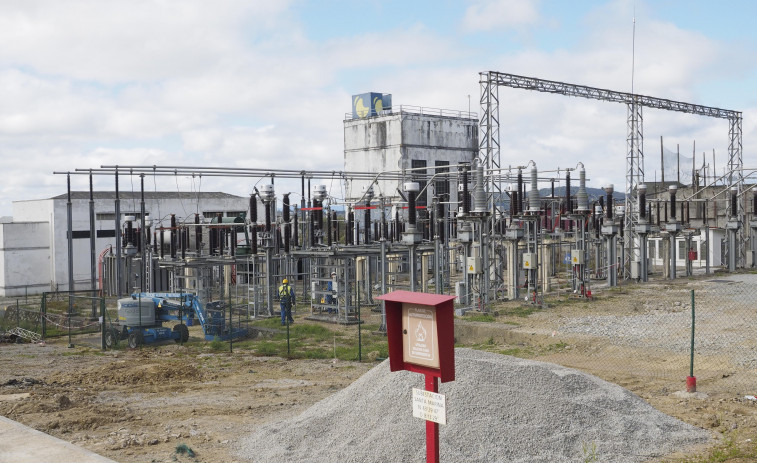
[{"left": 344, "top": 104, "right": 477, "bottom": 121}]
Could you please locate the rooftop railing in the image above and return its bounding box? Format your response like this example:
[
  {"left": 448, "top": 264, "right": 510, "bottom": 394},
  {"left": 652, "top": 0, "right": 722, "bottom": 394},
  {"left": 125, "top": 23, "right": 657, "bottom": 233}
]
[{"left": 344, "top": 104, "right": 477, "bottom": 121}]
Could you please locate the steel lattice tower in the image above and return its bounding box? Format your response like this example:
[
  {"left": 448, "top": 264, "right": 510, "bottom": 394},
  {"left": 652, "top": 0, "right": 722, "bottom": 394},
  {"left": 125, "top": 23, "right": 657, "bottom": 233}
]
[{"left": 478, "top": 71, "right": 743, "bottom": 295}]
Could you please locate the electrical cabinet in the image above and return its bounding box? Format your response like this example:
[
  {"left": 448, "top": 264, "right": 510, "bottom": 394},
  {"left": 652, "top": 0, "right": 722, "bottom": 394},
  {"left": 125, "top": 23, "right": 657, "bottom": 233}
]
[
  {"left": 522, "top": 253, "right": 535, "bottom": 269},
  {"left": 466, "top": 256, "right": 481, "bottom": 274},
  {"left": 571, "top": 249, "right": 584, "bottom": 265}
]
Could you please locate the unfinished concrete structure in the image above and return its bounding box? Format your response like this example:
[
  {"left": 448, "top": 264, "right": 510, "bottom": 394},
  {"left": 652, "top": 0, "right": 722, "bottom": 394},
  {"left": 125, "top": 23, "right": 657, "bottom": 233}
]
[{"left": 344, "top": 102, "right": 478, "bottom": 207}]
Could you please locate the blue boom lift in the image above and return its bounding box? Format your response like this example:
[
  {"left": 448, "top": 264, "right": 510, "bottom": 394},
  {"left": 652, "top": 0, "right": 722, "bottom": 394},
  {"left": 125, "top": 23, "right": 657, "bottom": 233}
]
[{"left": 106, "top": 292, "right": 247, "bottom": 348}]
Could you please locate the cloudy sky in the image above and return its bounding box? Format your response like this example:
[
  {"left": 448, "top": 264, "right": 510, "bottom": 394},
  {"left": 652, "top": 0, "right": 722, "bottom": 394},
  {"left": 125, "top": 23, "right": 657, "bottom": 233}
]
[{"left": 1, "top": 0, "right": 755, "bottom": 217}]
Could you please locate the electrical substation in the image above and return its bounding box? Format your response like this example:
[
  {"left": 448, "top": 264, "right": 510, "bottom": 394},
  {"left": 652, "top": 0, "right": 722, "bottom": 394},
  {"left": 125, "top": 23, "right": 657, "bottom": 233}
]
[
  {"left": 2, "top": 70, "right": 756, "bottom": 462},
  {"left": 0, "top": 71, "right": 750, "bottom": 342}
]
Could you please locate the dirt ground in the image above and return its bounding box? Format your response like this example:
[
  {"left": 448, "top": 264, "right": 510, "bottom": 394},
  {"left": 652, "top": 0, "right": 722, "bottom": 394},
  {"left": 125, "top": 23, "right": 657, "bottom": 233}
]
[
  {"left": 0, "top": 336, "right": 374, "bottom": 463},
  {"left": 1, "top": 275, "right": 756, "bottom": 462}
]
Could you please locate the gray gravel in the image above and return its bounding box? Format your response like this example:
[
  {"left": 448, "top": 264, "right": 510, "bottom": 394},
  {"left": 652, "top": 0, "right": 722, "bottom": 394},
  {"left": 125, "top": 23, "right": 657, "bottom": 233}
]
[
  {"left": 234, "top": 348, "right": 708, "bottom": 462},
  {"left": 556, "top": 275, "right": 757, "bottom": 367}
]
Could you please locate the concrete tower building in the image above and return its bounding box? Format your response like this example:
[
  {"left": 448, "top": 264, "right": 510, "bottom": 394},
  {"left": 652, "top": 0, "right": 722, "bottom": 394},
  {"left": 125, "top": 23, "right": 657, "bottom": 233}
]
[{"left": 343, "top": 93, "right": 478, "bottom": 209}]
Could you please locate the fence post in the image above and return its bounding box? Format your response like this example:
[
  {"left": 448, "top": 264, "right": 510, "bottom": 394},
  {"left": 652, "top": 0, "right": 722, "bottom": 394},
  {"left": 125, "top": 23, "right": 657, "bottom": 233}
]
[
  {"left": 41, "top": 293, "right": 47, "bottom": 339},
  {"left": 229, "top": 290, "right": 233, "bottom": 353},
  {"left": 68, "top": 292, "right": 73, "bottom": 348},
  {"left": 357, "top": 282, "right": 362, "bottom": 362},
  {"left": 16, "top": 299, "right": 19, "bottom": 328},
  {"left": 101, "top": 297, "right": 106, "bottom": 351},
  {"left": 686, "top": 289, "right": 696, "bottom": 393}
]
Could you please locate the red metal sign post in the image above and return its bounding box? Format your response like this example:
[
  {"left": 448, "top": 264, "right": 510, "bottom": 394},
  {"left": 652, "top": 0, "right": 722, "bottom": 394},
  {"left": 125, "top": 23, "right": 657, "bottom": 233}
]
[
  {"left": 425, "top": 374, "right": 440, "bottom": 462},
  {"left": 376, "top": 290, "right": 456, "bottom": 463}
]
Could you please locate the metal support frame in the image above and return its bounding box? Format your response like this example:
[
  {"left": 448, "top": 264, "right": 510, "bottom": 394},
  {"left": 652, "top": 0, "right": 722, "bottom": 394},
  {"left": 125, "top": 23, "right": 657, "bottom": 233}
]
[
  {"left": 727, "top": 115, "right": 745, "bottom": 266},
  {"left": 625, "top": 101, "right": 644, "bottom": 279},
  {"left": 479, "top": 72, "right": 502, "bottom": 304},
  {"left": 478, "top": 70, "right": 744, "bottom": 287}
]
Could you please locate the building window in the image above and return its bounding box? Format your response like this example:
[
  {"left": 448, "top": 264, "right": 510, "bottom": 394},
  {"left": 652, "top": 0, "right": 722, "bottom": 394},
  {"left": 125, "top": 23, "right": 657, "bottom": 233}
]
[
  {"left": 648, "top": 241, "right": 656, "bottom": 260},
  {"left": 411, "top": 160, "right": 428, "bottom": 207},
  {"left": 96, "top": 212, "right": 148, "bottom": 221},
  {"left": 678, "top": 240, "right": 686, "bottom": 260},
  {"left": 435, "top": 161, "right": 450, "bottom": 202}
]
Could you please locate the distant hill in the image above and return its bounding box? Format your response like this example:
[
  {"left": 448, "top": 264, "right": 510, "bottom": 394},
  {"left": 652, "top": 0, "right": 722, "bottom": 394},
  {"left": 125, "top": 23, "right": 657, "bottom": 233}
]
[
  {"left": 496, "top": 186, "right": 625, "bottom": 210},
  {"left": 541, "top": 186, "right": 626, "bottom": 202}
]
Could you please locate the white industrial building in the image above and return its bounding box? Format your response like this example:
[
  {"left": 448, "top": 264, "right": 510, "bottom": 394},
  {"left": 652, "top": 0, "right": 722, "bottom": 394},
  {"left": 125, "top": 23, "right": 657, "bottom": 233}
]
[{"left": 0, "top": 192, "right": 249, "bottom": 296}]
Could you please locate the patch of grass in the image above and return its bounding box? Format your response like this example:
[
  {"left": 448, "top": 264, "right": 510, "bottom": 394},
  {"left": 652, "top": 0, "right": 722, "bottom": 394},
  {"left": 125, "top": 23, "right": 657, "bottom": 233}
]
[
  {"left": 582, "top": 441, "right": 598, "bottom": 462},
  {"left": 251, "top": 317, "right": 288, "bottom": 329},
  {"left": 466, "top": 314, "right": 495, "bottom": 323},
  {"left": 297, "top": 348, "right": 331, "bottom": 359},
  {"left": 209, "top": 337, "right": 226, "bottom": 351},
  {"left": 175, "top": 443, "right": 196, "bottom": 458},
  {"left": 499, "top": 305, "right": 539, "bottom": 318},
  {"left": 546, "top": 341, "right": 568, "bottom": 352},
  {"left": 255, "top": 341, "right": 280, "bottom": 356},
  {"left": 680, "top": 433, "right": 757, "bottom": 462},
  {"left": 287, "top": 324, "right": 333, "bottom": 340},
  {"left": 499, "top": 347, "right": 531, "bottom": 357}
]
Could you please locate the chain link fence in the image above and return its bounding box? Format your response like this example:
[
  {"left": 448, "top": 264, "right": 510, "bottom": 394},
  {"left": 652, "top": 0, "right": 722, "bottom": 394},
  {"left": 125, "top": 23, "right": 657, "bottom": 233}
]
[
  {"left": 487, "top": 271, "right": 757, "bottom": 397},
  {"left": 0, "top": 291, "right": 106, "bottom": 345}
]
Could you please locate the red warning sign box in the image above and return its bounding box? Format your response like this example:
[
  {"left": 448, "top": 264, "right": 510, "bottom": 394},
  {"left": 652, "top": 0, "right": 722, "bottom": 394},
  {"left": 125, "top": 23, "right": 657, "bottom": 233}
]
[{"left": 376, "top": 290, "right": 455, "bottom": 383}]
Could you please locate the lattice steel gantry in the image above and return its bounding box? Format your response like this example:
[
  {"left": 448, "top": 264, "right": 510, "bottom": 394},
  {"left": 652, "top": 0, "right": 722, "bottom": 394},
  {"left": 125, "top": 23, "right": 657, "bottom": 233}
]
[
  {"left": 479, "top": 72, "right": 503, "bottom": 304},
  {"left": 478, "top": 71, "right": 744, "bottom": 292},
  {"left": 625, "top": 99, "right": 644, "bottom": 278}
]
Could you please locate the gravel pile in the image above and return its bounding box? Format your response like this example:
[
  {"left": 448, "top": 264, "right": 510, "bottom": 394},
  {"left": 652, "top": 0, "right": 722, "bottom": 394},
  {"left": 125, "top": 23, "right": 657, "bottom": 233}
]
[{"left": 235, "top": 349, "right": 708, "bottom": 462}]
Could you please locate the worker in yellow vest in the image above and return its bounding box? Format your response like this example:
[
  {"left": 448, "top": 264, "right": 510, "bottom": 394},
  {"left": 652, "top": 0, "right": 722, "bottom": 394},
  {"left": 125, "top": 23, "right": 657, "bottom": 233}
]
[{"left": 278, "top": 278, "right": 295, "bottom": 325}]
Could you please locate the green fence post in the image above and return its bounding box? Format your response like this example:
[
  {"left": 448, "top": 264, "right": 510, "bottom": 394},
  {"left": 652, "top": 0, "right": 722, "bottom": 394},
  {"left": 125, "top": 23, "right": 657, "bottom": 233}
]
[
  {"left": 101, "top": 297, "right": 106, "bottom": 350},
  {"left": 179, "top": 290, "right": 184, "bottom": 347},
  {"left": 68, "top": 292, "right": 73, "bottom": 348},
  {"left": 357, "top": 285, "right": 362, "bottom": 362},
  {"left": 16, "top": 299, "right": 19, "bottom": 329},
  {"left": 229, "top": 290, "right": 233, "bottom": 353},
  {"left": 41, "top": 293, "right": 47, "bottom": 340},
  {"left": 286, "top": 315, "right": 291, "bottom": 357},
  {"left": 687, "top": 289, "right": 696, "bottom": 392},
  {"left": 690, "top": 290, "right": 695, "bottom": 377}
]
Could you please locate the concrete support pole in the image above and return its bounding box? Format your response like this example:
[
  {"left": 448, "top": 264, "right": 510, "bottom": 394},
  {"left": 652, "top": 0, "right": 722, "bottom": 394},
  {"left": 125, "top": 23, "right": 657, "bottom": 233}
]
[
  {"left": 728, "top": 228, "right": 738, "bottom": 272},
  {"left": 508, "top": 240, "right": 519, "bottom": 300},
  {"left": 115, "top": 172, "right": 122, "bottom": 298},
  {"left": 408, "top": 245, "right": 417, "bottom": 292},
  {"left": 88, "top": 174, "right": 97, "bottom": 316},
  {"left": 266, "top": 246, "right": 274, "bottom": 316},
  {"left": 421, "top": 252, "right": 429, "bottom": 293},
  {"left": 140, "top": 174, "right": 146, "bottom": 292},
  {"left": 481, "top": 228, "right": 489, "bottom": 305},
  {"left": 638, "top": 233, "right": 648, "bottom": 282},
  {"left": 380, "top": 238, "right": 387, "bottom": 331},
  {"left": 685, "top": 234, "right": 693, "bottom": 276},
  {"left": 67, "top": 174, "right": 74, "bottom": 298},
  {"left": 704, "top": 226, "right": 710, "bottom": 274},
  {"left": 606, "top": 234, "right": 617, "bottom": 287},
  {"left": 434, "top": 236, "right": 442, "bottom": 294},
  {"left": 669, "top": 233, "right": 678, "bottom": 279}
]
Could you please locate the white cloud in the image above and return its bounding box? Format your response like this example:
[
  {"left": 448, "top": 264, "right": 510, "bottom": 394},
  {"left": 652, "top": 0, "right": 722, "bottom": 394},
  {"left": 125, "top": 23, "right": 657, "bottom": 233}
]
[
  {"left": 0, "top": 1, "right": 292, "bottom": 84},
  {"left": 0, "top": 0, "right": 753, "bottom": 217},
  {"left": 461, "top": 0, "right": 541, "bottom": 32}
]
